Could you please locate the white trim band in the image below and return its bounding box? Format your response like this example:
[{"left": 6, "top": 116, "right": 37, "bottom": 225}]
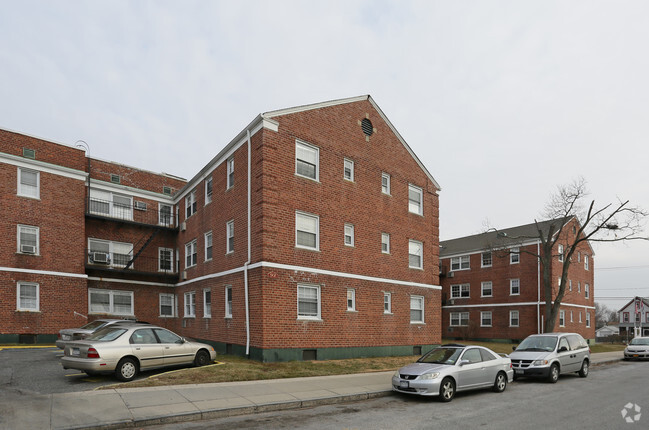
[{"left": 0, "top": 267, "right": 87, "bottom": 279}]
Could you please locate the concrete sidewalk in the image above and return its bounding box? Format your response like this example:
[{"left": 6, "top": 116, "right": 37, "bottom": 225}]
[{"left": 0, "top": 351, "right": 622, "bottom": 430}]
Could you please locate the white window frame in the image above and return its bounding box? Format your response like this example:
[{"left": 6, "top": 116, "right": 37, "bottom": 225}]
[
  {"left": 89, "top": 289, "right": 133, "bottom": 316},
  {"left": 185, "top": 190, "right": 197, "bottom": 219},
  {"left": 578, "top": 281, "right": 581, "bottom": 292},
  {"left": 347, "top": 289, "right": 356, "bottom": 311},
  {"left": 585, "top": 283, "right": 590, "bottom": 299},
  {"left": 586, "top": 312, "right": 591, "bottom": 328},
  {"left": 509, "top": 310, "right": 519, "bottom": 327},
  {"left": 205, "top": 176, "right": 213, "bottom": 205},
  {"left": 295, "top": 140, "right": 319, "bottom": 181},
  {"left": 226, "top": 220, "right": 234, "bottom": 254},
  {"left": 17, "top": 282, "right": 39, "bottom": 311},
  {"left": 570, "top": 310, "right": 574, "bottom": 323},
  {"left": 88, "top": 238, "right": 133, "bottom": 269},
  {"left": 481, "top": 252, "right": 492, "bottom": 268},
  {"left": 159, "top": 293, "right": 177, "bottom": 317},
  {"left": 205, "top": 231, "right": 213, "bottom": 261},
  {"left": 410, "top": 295, "right": 424, "bottom": 324},
  {"left": 408, "top": 184, "right": 423, "bottom": 215},
  {"left": 480, "top": 311, "right": 492, "bottom": 327},
  {"left": 451, "top": 284, "right": 470, "bottom": 299},
  {"left": 343, "top": 158, "right": 354, "bottom": 182},
  {"left": 295, "top": 211, "right": 319, "bottom": 251},
  {"left": 578, "top": 311, "right": 582, "bottom": 323},
  {"left": 409, "top": 240, "right": 423, "bottom": 269},
  {"left": 17, "top": 225, "right": 39, "bottom": 255},
  {"left": 383, "top": 292, "right": 392, "bottom": 314},
  {"left": 297, "top": 284, "right": 321, "bottom": 320},
  {"left": 381, "top": 233, "right": 390, "bottom": 254},
  {"left": 344, "top": 223, "right": 355, "bottom": 247},
  {"left": 558, "top": 244, "right": 564, "bottom": 262},
  {"left": 559, "top": 310, "right": 565, "bottom": 327},
  {"left": 203, "top": 288, "right": 212, "bottom": 318},
  {"left": 569, "top": 280, "right": 572, "bottom": 291},
  {"left": 450, "top": 255, "right": 470, "bottom": 271},
  {"left": 227, "top": 156, "right": 235, "bottom": 189},
  {"left": 158, "top": 203, "right": 174, "bottom": 226},
  {"left": 158, "top": 247, "right": 174, "bottom": 272},
  {"left": 510, "top": 279, "right": 520, "bottom": 296},
  {"left": 225, "top": 286, "right": 233, "bottom": 318},
  {"left": 17, "top": 167, "right": 40, "bottom": 199},
  {"left": 510, "top": 247, "right": 520, "bottom": 264},
  {"left": 89, "top": 189, "right": 133, "bottom": 221},
  {"left": 381, "top": 172, "right": 391, "bottom": 195},
  {"left": 584, "top": 254, "right": 589, "bottom": 270},
  {"left": 184, "top": 291, "right": 196, "bottom": 317},
  {"left": 185, "top": 240, "right": 197, "bottom": 268},
  {"left": 450, "top": 312, "right": 469, "bottom": 327},
  {"left": 481, "top": 281, "right": 493, "bottom": 297}
]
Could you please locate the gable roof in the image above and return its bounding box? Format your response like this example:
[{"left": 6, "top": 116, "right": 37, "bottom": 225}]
[{"left": 618, "top": 296, "right": 649, "bottom": 313}]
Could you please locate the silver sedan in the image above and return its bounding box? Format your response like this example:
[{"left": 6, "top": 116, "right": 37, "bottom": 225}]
[
  {"left": 392, "top": 344, "right": 513, "bottom": 402},
  {"left": 61, "top": 324, "right": 216, "bottom": 381}
]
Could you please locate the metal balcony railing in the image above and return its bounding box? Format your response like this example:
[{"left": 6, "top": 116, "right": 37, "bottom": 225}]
[
  {"left": 86, "top": 197, "right": 175, "bottom": 229},
  {"left": 85, "top": 249, "right": 177, "bottom": 276}
]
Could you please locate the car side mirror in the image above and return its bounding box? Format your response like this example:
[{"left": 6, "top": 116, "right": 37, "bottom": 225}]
[
  {"left": 559, "top": 346, "right": 568, "bottom": 352},
  {"left": 512, "top": 346, "right": 517, "bottom": 351},
  {"left": 459, "top": 359, "right": 470, "bottom": 366}
]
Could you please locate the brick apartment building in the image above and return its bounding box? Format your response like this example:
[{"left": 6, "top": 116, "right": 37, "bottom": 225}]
[
  {"left": 439, "top": 219, "right": 596, "bottom": 343},
  {"left": 0, "top": 95, "right": 442, "bottom": 361}
]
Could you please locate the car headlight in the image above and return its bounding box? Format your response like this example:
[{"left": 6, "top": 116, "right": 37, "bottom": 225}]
[
  {"left": 532, "top": 359, "right": 549, "bottom": 366},
  {"left": 419, "top": 372, "right": 440, "bottom": 380},
  {"left": 393, "top": 370, "right": 400, "bottom": 378}
]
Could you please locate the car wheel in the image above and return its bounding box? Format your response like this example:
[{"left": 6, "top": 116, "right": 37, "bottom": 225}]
[
  {"left": 115, "top": 357, "right": 138, "bottom": 382},
  {"left": 439, "top": 377, "right": 455, "bottom": 402},
  {"left": 493, "top": 372, "right": 507, "bottom": 393},
  {"left": 578, "top": 360, "right": 589, "bottom": 378},
  {"left": 194, "top": 350, "right": 211, "bottom": 367},
  {"left": 547, "top": 363, "right": 559, "bottom": 384}
]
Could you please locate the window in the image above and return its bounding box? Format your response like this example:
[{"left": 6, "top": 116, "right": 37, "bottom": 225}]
[
  {"left": 584, "top": 254, "right": 589, "bottom": 270},
  {"left": 586, "top": 312, "right": 591, "bottom": 327},
  {"left": 451, "top": 284, "right": 470, "bottom": 298},
  {"left": 185, "top": 190, "right": 197, "bottom": 219},
  {"left": 481, "top": 311, "right": 492, "bottom": 327},
  {"left": 450, "top": 255, "right": 470, "bottom": 271},
  {"left": 159, "top": 293, "right": 177, "bottom": 317},
  {"left": 203, "top": 289, "right": 211, "bottom": 318},
  {"left": 510, "top": 247, "right": 520, "bottom": 264},
  {"left": 381, "top": 172, "right": 391, "bottom": 195},
  {"left": 184, "top": 292, "right": 196, "bottom": 317},
  {"left": 227, "top": 157, "right": 235, "bottom": 189},
  {"left": 410, "top": 295, "right": 424, "bottom": 323},
  {"left": 578, "top": 252, "right": 581, "bottom": 262},
  {"left": 481, "top": 252, "right": 492, "bottom": 267},
  {"left": 384, "top": 292, "right": 391, "bottom": 314},
  {"left": 295, "top": 140, "right": 319, "bottom": 181},
  {"left": 450, "top": 312, "right": 469, "bottom": 327},
  {"left": 18, "top": 168, "right": 39, "bottom": 199},
  {"left": 226, "top": 221, "right": 234, "bottom": 253},
  {"left": 408, "top": 240, "right": 423, "bottom": 269},
  {"left": 558, "top": 277, "right": 562, "bottom": 287},
  {"left": 344, "top": 224, "right": 354, "bottom": 247},
  {"left": 159, "top": 248, "right": 173, "bottom": 272},
  {"left": 510, "top": 310, "right": 519, "bottom": 327},
  {"left": 510, "top": 279, "right": 520, "bottom": 295},
  {"left": 159, "top": 204, "right": 173, "bottom": 226},
  {"left": 17, "top": 225, "right": 39, "bottom": 255},
  {"left": 578, "top": 282, "right": 581, "bottom": 293},
  {"left": 408, "top": 184, "right": 423, "bottom": 215},
  {"left": 343, "top": 158, "right": 354, "bottom": 181},
  {"left": 347, "top": 289, "right": 356, "bottom": 311},
  {"left": 185, "top": 240, "right": 197, "bottom": 268},
  {"left": 23, "top": 147, "right": 35, "bottom": 159},
  {"left": 623, "top": 312, "right": 629, "bottom": 323},
  {"left": 88, "top": 239, "right": 133, "bottom": 268},
  {"left": 110, "top": 174, "right": 121, "bottom": 184},
  {"left": 205, "top": 177, "right": 213, "bottom": 204},
  {"left": 163, "top": 186, "right": 172, "bottom": 195},
  {"left": 205, "top": 232, "right": 213, "bottom": 261},
  {"left": 296, "top": 212, "right": 319, "bottom": 250},
  {"left": 578, "top": 311, "right": 582, "bottom": 323},
  {"left": 481, "top": 281, "right": 493, "bottom": 297},
  {"left": 559, "top": 310, "right": 565, "bottom": 327},
  {"left": 89, "top": 289, "right": 133, "bottom": 315},
  {"left": 569, "top": 280, "right": 572, "bottom": 292},
  {"left": 17, "top": 282, "right": 39, "bottom": 311},
  {"left": 558, "top": 244, "right": 564, "bottom": 262},
  {"left": 298, "top": 285, "right": 320, "bottom": 320},
  {"left": 646, "top": 312, "right": 649, "bottom": 324},
  {"left": 225, "top": 286, "right": 233, "bottom": 318},
  {"left": 570, "top": 311, "right": 573, "bottom": 323},
  {"left": 381, "top": 233, "right": 390, "bottom": 254},
  {"left": 89, "top": 189, "right": 132, "bottom": 220},
  {"left": 585, "top": 283, "right": 590, "bottom": 299}
]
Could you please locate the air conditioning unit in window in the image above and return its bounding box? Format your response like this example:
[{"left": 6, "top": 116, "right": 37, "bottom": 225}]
[
  {"left": 181, "top": 270, "right": 188, "bottom": 280},
  {"left": 91, "top": 252, "right": 110, "bottom": 264},
  {"left": 20, "top": 244, "right": 36, "bottom": 254},
  {"left": 448, "top": 299, "right": 455, "bottom": 305},
  {"left": 447, "top": 271, "right": 454, "bottom": 278},
  {"left": 134, "top": 201, "right": 147, "bottom": 211},
  {"left": 180, "top": 222, "right": 186, "bottom": 232}
]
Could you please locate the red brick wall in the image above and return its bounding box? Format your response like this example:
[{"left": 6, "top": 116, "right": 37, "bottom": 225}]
[
  {"left": 0, "top": 129, "right": 86, "bottom": 171},
  {"left": 88, "top": 158, "right": 185, "bottom": 196}
]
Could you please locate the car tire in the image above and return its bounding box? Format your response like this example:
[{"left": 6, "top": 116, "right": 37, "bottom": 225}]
[
  {"left": 493, "top": 372, "right": 507, "bottom": 393},
  {"left": 547, "top": 363, "right": 560, "bottom": 384},
  {"left": 194, "top": 350, "right": 211, "bottom": 367},
  {"left": 115, "top": 357, "right": 138, "bottom": 382},
  {"left": 439, "top": 377, "right": 455, "bottom": 402},
  {"left": 578, "top": 360, "right": 589, "bottom": 378}
]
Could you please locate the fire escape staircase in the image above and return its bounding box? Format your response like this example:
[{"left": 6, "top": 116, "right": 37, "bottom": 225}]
[{"left": 124, "top": 229, "right": 160, "bottom": 270}]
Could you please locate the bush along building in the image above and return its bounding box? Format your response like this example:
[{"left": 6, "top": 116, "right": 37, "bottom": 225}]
[
  {"left": 439, "top": 218, "right": 596, "bottom": 343},
  {"left": 0, "top": 95, "right": 442, "bottom": 361}
]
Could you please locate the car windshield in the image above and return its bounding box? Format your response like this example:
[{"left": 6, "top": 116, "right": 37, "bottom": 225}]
[
  {"left": 630, "top": 338, "right": 649, "bottom": 346},
  {"left": 516, "top": 336, "right": 558, "bottom": 352},
  {"left": 79, "top": 320, "right": 109, "bottom": 330},
  {"left": 417, "top": 347, "right": 463, "bottom": 365},
  {"left": 86, "top": 327, "right": 127, "bottom": 341}
]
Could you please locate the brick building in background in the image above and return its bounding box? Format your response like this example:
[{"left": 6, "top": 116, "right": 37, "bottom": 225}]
[
  {"left": 0, "top": 95, "right": 442, "bottom": 361},
  {"left": 439, "top": 219, "right": 596, "bottom": 343}
]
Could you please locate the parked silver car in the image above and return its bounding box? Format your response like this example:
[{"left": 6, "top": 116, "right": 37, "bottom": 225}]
[
  {"left": 510, "top": 333, "right": 590, "bottom": 383},
  {"left": 392, "top": 344, "right": 513, "bottom": 402},
  {"left": 61, "top": 324, "right": 216, "bottom": 381},
  {"left": 624, "top": 336, "right": 649, "bottom": 360},
  {"left": 56, "top": 318, "right": 148, "bottom": 349}
]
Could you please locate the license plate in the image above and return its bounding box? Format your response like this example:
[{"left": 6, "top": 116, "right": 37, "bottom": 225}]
[
  {"left": 515, "top": 370, "right": 524, "bottom": 375},
  {"left": 633, "top": 354, "right": 639, "bottom": 357},
  {"left": 400, "top": 381, "right": 409, "bottom": 388},
  {"left": 71, "top": 348, "right": 80, "bottom": 356}
]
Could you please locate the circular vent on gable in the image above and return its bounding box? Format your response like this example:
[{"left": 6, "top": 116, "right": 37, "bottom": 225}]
[{"left": 361, "top": 118, "right": 374, "bottom": 137}]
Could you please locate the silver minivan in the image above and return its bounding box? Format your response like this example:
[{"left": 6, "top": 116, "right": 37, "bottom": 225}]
[{"left": 510, "top": 333, "right": 590, "bottom": 383}]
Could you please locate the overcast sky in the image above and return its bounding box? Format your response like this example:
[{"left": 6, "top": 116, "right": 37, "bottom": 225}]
[{"left": 2, "top": 0, "right": 648, "bottom": 311}]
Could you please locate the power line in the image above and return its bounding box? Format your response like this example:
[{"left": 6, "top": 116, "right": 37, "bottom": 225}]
[{"left": 596, "top": 264, "right": 649, "bottom": 270}]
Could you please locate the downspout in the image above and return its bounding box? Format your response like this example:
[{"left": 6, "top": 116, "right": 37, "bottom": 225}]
[
  {"left": 244, "top": 129, "right": 252, "bottom": 356},
  {"left": 537, "top": 241, "right": 541, "bottom": 333}
]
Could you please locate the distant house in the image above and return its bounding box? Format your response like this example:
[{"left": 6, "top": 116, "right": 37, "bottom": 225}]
[
  {"left": 618, "top": 297, "right": 649, "bottom": 338},
  {"left": 440, "top": 218, "right": 596, "bottom": 342},
  {"left": 595, "top": 324, "right": 619, "bottom": 339}
]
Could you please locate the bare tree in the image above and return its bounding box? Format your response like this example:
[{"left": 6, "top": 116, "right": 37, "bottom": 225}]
[
  {"left": 493, "top": 178, "right": 647, "bottom": 333},
  {"left": 595, "top": 302, "right": 614, "bottom": 328}
]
